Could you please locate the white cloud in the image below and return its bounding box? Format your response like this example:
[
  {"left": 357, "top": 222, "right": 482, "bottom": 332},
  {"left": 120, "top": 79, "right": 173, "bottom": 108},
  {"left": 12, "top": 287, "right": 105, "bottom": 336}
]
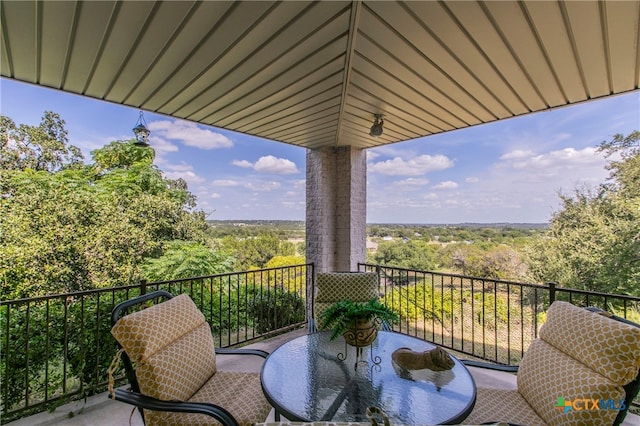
[
  {"left": 500, "top": 150, "right": 535, "bottom": 161},
  {"left": 232, "top": 159, "right": 253, "bottom": 168},
  {"left": 212, "top": 179, "right": 240, "bottom": 187},
  {"left": 149, "top": 119, "right": 233, "bottom": 149},
  {"left": 366, "top": 142, "right": 613, "bottom": 223},
  {"left": 210, "top": 193, "right": 221, "bottom": 199},
  {"left": 232, "top": 155, "right": 299, "bottom": 175},
  {"left": 369, "top": 154, "right": 454, "bottom": 176},
  {"left": 149, "top": 136, "right": 179, "bottom": 155},
  {"left": 367, "top": 151, "right": 381, "bottom": 161},
  {"left": 254, "top": 155, "right": 299, "bottom": 174},
  {"left": 402, "top": 178, "right": 430, "bottom": 185},
  {"left": 501, "top": 147, "right": 602, "bottom": 170},
  {"left": 162, "top": 163, "right": 205, "bottom": 184},
  {"left": 244, "top": 181, "right": 281, "bottom": 192},
  {"left": 432, "top": 181, "right": 459, "bottom": 190},
  {"left": 392, "top": 178, "right": 430, "bottom": 188}
]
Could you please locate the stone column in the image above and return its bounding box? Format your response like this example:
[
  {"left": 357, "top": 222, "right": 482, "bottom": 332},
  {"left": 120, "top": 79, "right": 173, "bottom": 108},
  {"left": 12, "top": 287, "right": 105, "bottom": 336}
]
[{"left": 306, "top": 146, "right": 367, "bottom": 273}]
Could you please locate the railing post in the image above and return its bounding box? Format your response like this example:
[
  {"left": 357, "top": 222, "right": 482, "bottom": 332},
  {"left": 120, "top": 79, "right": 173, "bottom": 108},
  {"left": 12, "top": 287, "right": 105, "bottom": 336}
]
[
  {"left": 139, "top": 279, "right": 147, "bottom": 296},
  {"left": 548, "top": 281, "right": 556, "bottom": 303}
]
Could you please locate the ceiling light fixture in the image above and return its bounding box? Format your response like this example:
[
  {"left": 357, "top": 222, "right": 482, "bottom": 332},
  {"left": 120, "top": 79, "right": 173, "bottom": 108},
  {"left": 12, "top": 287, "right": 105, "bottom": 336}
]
[
  {"left": 369, "top": 114, "right": 384, "bottom": 137},
  {"left": 132, "top": 111, "right": 151, "bottom": 147}
]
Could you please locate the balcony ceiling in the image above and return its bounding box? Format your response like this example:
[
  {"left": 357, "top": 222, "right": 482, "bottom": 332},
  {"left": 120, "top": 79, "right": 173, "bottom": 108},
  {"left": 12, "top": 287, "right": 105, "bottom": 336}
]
[{"left": 1, "top": 1, "right": 638, "bottom": 150}]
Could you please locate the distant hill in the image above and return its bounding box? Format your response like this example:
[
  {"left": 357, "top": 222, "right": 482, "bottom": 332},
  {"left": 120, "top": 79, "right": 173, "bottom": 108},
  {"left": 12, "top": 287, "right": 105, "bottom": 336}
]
[
  {"left": 367, "top": 222, "right": 549, "bottom": 229},
  {"left": 207, "top": 220, "right": 548, "bottom": 229}
]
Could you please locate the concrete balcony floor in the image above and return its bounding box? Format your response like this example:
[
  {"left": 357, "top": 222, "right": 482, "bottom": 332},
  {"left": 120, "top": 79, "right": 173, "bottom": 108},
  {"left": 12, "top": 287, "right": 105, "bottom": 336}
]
[{"left": 7, "top": 328, "right": 638, "bottom": 426}]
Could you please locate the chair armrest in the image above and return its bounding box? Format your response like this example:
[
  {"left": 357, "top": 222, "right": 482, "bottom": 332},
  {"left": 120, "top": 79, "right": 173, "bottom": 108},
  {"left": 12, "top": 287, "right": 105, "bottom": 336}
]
[
  {"left": 111, "top": 388, "right": 239, "bottom": 426},
  {"left": 215, "top": 347, "right": 269, "bottom": 358},
  {"left": 461, "top": 359, "right": 520, "bottom": 373}
]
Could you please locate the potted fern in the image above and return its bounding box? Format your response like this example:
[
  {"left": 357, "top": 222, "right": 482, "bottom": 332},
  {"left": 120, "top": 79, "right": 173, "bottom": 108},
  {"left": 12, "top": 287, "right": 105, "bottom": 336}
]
[{"left": 319, "top": 298, "right": 399, "bottom": 347}]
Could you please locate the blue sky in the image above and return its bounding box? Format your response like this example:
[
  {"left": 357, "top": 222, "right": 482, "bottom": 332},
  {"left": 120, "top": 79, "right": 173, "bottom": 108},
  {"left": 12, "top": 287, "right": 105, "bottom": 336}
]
[{"left": 2, "top": 78, "right": 639, "bottom": 224}]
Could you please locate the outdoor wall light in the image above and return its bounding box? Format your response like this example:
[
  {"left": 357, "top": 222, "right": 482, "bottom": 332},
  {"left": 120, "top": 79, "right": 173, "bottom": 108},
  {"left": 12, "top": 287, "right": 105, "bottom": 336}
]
[
  {"left": 132, "top": 111, "right": 151, "bottom": 147},
  {"left": 370, "top": 114, "right": 384, "bottom": 137}
]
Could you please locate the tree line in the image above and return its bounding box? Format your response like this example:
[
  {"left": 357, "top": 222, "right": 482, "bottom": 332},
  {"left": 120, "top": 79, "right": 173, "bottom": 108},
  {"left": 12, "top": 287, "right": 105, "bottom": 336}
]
[
  {"left": 0, "top": 112, "right": 300, "bottom": 300},
  {"left": 367, "top": 131, "right": 640, "bottom": 297},
  {"left": 2, "top": 112, "right": 638, "bottom": 299}
]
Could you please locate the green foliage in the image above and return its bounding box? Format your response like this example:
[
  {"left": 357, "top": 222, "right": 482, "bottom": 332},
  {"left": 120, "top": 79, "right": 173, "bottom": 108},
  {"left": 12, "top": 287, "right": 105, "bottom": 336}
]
[
  {"left": 0, "top": 111, "right": 83, "bottom": 172},
  {"left": 248, "top": 288, "right": 306, "bottom": 334},
  {"left": 386, "top": 282, "right": 454, "bottom": 323},
  {"left": 444, "top": 243, "right": 526, "bottom": 280},
  {"left": 92, "top": 139, "right": 155, "bottom": 170},
  {"left": 265, "top": 255, "right": 306, "bottom": 268},
  {"left": 319, "top": 298, "right": 399, "bottom": 340},
  {"left": 0, "top": 114, "right": 208, "bottom": 298},
  {"left": 142, "top": 241, "right": 235, "bottom": 281},
  {"left": 220, "top": 233, "right": 296, "bottom": 270},
  {"left": 368, "top": 239, "right": 439, "bottom": 271},
  {"left": 0, "top": 293, "right": 128, "bottom": 414},
  {"left": 386, "top": 282, "right": 510, "bottom": 330},
  {"left": 525, "top": 131, "right": 640, "bottom": 295},
  {"left": 263, "top": 255, "right": 308, "bottom": 296}
]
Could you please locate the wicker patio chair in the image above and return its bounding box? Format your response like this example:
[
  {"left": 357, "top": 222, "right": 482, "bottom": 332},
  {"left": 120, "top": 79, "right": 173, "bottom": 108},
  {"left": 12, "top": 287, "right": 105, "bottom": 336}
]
[
  {"left": 462, "top": 301, "right": 640, "bottom": 426},
  {"left": 108, "top": 290, "right": 272, "bottom": 426}
]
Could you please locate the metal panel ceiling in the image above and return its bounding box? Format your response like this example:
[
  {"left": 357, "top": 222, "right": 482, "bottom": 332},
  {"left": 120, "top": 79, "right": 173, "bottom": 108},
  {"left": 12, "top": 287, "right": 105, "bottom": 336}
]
[{"left": 1, "top": 0, "right": 638, "bottom": 150}]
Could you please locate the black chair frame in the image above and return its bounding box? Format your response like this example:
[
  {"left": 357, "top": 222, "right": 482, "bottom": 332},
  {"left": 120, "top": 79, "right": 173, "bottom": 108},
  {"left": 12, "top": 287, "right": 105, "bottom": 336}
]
[{"left": 109, "top": 290, "right": 269, "bottom": 426}]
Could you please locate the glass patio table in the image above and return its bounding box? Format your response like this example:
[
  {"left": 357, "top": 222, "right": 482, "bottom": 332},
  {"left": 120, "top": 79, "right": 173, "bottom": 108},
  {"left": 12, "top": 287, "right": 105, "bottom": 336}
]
[{"left": 260, "top": 331, "right": 476, "bottom": 425}]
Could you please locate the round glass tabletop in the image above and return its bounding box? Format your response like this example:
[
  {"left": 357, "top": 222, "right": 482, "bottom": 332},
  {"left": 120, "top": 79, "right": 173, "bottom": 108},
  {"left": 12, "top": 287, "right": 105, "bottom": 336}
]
[{"left": 260, "top": 331, "right": 476, "bottom": 425}]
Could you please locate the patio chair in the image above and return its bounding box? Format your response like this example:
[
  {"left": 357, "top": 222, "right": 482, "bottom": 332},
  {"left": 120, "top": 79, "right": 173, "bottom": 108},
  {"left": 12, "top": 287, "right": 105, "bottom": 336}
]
[
  {"left": 462, "top": 301, "right": 640, "bottom": 426},
  {"left": 309, "top": 271, "right": 389, "bottom": 332},
  {"left": 108, "top": 290, "right": 272, "bottom": 426}
]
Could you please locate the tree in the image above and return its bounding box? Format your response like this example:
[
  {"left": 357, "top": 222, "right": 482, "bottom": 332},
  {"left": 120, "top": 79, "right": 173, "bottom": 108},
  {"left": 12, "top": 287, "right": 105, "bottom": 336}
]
[
  {"left": 0, "top": 112, "right": 83, "bottom": 172},
  {"left": 0, "top": 113, "right": 209, "bottom": 298},
  {"left": 368, "top": 240, "right": 439, "bottom": 271},
  {"left": 525, "top": 131, "right": 640, "bottom": 295},
  {"left": 142, "top": 241, "right": 235, "bottom": 281},
  {"left": 220, "top": 233, "right": 296, "bottom": 270}
]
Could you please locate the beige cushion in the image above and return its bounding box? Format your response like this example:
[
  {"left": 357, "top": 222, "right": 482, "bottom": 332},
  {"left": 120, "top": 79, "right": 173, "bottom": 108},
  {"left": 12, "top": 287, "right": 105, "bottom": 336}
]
[
  {"left": 135, "top": 322, "right": 217, "bottom": 401},
  {"left": 517, "top": 338, "right": 623, "bottom": 426},
  {"left": 463, "top": 387, "right": 546, "bottom": 426},
  {"left": 111, "top": 293, "right": 212, "bottom": 365},
  {"left": 314, "top": 272, "right": 380, "bottom": 326},
  {"left": 111, "top": 294, "right": 217, "bottom": 401},
  {"left": 466, "top": 302, "right": 639, "bottom": 426},
  {"left": 256, "top": 422, "right": 509, "bottom": 426},
  {"left": 315, "top": 272, "right": 380, "bottom": 302},
  {"left": 145, "top": 371, "right": 272, "bottom": 426},
  {"left": 112, "top": 293, "right": 272, "bottom": 426},
  {"left": 539, "top": 301, "right": 640, "bottom": 386}
]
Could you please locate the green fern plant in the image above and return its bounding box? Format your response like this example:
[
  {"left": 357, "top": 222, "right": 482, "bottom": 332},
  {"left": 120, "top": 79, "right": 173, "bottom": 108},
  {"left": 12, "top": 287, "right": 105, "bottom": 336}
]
[{"left": 319, "top": 298, "right": 399, "bottom": 340}]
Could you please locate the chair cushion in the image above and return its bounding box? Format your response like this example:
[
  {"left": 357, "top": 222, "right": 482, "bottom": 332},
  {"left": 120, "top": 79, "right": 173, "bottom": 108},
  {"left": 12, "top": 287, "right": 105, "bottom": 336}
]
[
  {"left": 144, "top": 371, "right": 271, "bottom": 426},
  {"left": 256, "top": 421, "right": 510, "bottom": 426},
  {"left": 463, "top": 387, "right": 546, "bottom": 426},
  {"left": 111, "top": 293, "right": 211, "bottom": 364},
  {"left": 517, "top": 339, "right": 623, "bottom": 426},
  {"left": 136, "top": 322, "right": 218, "bottom": 401},
  {"left": 539, "top": 301, "right": 640, "bottom": 386},
  {"left": 314, "top": 272, "right": 381, "bottom": 328},
  {"left": 111, "top": 294, "right": 217, "bottom": 402},
  {"left": 315, "top": 272, "right": 380, "bottom": 302}
]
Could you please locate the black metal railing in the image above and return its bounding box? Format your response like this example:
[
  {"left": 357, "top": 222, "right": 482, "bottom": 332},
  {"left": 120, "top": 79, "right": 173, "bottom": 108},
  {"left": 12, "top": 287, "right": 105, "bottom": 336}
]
[
  {"left": 359, "top": 263, "right": 640, "bottom": 366},
  {"left": 0, "top": 263, "right": 312, "bottom": 423},
  {"left": 3, "top": 262, "right": 639, "bottom": 423},
  {"left": 359, "top": 263, "right": 640, "bottom": 415}
]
